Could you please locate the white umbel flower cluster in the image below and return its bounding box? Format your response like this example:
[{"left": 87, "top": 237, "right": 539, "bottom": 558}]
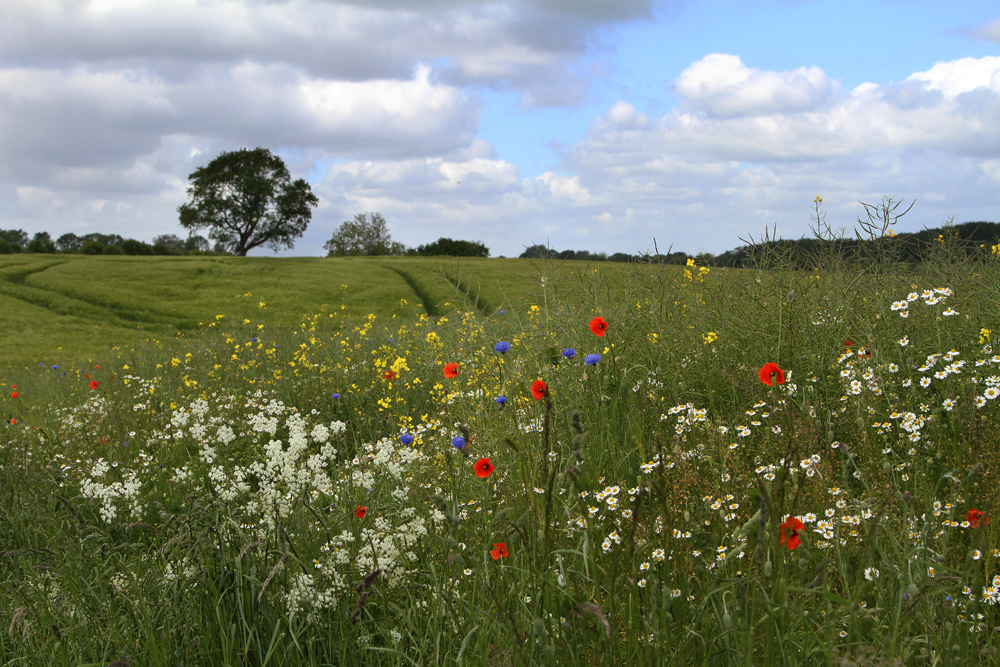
[{"left": 80, "top": 458, "right": 143, "bottom": 522}]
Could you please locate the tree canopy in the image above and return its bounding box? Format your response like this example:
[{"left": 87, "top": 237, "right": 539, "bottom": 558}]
[
  {"left": 416, "top": 237, "right": 489, "bottom": 257},
  {"left": 178, "top": 147, "right": 318, "bottom": 256},
  {"left": 324, "top": 212, "right": 406, "bottom": 256}
]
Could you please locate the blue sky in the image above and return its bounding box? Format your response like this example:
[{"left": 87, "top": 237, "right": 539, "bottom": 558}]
[
  {"left": 2, "top": 0, "right": 999, "bottom": 257},
  {"left": 479, "top": 0, "right": 1000, "bottom": 177}
]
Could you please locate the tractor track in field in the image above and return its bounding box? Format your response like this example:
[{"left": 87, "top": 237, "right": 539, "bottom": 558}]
[
  {"left": 439, "top": 265, "right": 496, "bottom": 316},
  {"left": 0, "top": 260, "right": 195, "bottom": 331},
  {"left": 381, "top": 264, "right": 442, "bottom": 317}
]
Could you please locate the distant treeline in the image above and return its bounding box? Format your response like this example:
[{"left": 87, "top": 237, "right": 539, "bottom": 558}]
[
  {"left": 520, "top": 221, "right": 1000, "bottom": 267},
  {"left": 0, "top": 228, "right": 493, "bottom": 258},
  {"left": 0, "top": 231, "right": 228, "bottom": 256},
  {"left": 519, "top": 244, "right": 692, "bottom": 264},
  {"left": 6, "top": 220, "right": 999, "bottom": 262}
]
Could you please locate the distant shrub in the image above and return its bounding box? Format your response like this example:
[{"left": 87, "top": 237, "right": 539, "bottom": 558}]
[
  {"left": 81, "top": 241, "right": 104, "bottom": 255},
  {"left": 152, "top": 244, "right": 183, "bottom": 256},
  {"left": 121, "top": 239, "right": 154, "bottom": 255},
  {"left": 417, "top": 237, "right": 489, "bottom": 257},
  {"left": 26, "top": 232, "right": 57, "bottom": 253}
]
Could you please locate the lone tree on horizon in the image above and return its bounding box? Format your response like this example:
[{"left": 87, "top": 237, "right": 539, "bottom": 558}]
[
  {"left": 325, "top": 212, "right": 406, "bottom": 256},
  {"left": 178, "top": 147, "right": 318, "bottom": 256}
]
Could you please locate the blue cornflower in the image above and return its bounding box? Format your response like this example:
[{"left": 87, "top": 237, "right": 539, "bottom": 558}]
[
  {"left": 452, "top": 436, "right": 466, "bottom": 449},
  {"left": 400, "top": 433, "right": 414, "bottom": 446},
  {"left": 561, "top": 348, "right": 576, "bottom": 359},
  {"left": 494, "top": 341, "right": 511, "bottom": 354},
  {"left": 499, "top": 310, "right": 506, "bottom": 315},
  {"left": 52, "top": 365, "right": 58, "bottom": 370},
  {"left": 584, "top": 353, "right": 601, "bottom": 366},
  {"left": 331, "top": 393, "right": 341, "bottom": 399},
  {"left": 251, "top": 337, "right": 258, "bottom": 343},
  {"left": 496, "top": 395, "right": 507, "bottom": 406}
]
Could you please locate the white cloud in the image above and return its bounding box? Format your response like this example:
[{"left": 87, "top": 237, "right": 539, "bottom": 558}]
[
  {"left": 1, "top": 4, "right": 998, "bottom": 260},
  {"left": 674, "top": 54, "right": 835, "bottom": 117},
  {"left": 538, "top": 54, "right": 1000, "bottom": 253},
  {"left": 0, "top": 0, "right": 656, "bottom": 252},
  {"left": 907, "top": 55, "right": 1000, "bottom": 97}
]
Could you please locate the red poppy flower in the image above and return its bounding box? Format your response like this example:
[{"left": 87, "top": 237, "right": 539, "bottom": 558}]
[
  {"left": 531, "top": 380, "right": 548, "bottom": 400},
  {"left": 9, "top": 418, "right": 16, "bottom": 425},
  {"left": 589, "top": 316, "right": 608, "bottom": 337},
  {"left": 967, "top": 508, "right": 989, "bottom": 528},
  {"left": 90, "top": 380, "right": 99, "bottom": 389},
  {"left": 758, "top": 362, "right": 785, "bottom": 386},
  {"left": 781, "top": 516, "right": 804, "bottom": 550},
  {"left": 490, "top": 542, "right": 509, "bottom": 560},
  {"left": 10, "top": 392, "right": 17, "bottom": 399},
  {"left": 443, "top": 362, "right": 460, "bottom": 379},
  {"left": 382, "top": 370, "right": 396, "bottom": 380},
  {"left": 355, "top": 505, "right": 367, "bottom": 519},
  {"left": 474, "top": 457, "right": 494, "bottom": 478}
]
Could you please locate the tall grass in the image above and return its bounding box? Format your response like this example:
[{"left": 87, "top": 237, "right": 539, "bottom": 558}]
[{"left": 3, "top": 212, "right": 1000, "bottom": 664}]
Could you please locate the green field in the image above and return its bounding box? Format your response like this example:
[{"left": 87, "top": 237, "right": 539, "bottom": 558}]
[
  {"left": 4, "top": 239, "right": 1000, "bottom": 665},
  {"left": 0, "top": 254, "right": 641, "bottom": 368}
]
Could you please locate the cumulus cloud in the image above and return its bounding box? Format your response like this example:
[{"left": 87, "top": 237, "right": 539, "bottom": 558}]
[
  {"left": 1, "top": 3, "right": 998, "bottom": 259},
  {"left": 0, "top": 0, "right": 660, "bottom": 251},
  {"left": 1, "top": 0, "right": 652, "bottom": 95},
  {"left": 674, "top": 54, "right": 835, "bottom": 117},
  {"left": 539, "top": 54, "right": 1000, "bottom": 254}
]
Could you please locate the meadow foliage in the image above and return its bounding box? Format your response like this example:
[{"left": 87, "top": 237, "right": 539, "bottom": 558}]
[{"left": 3, "top": 217, "right": 1000, "bottom": 664}]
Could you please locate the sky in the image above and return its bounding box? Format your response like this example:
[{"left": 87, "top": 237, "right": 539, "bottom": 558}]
[{"left": 2, "top": 0, "right": 999, "bottom": 258}]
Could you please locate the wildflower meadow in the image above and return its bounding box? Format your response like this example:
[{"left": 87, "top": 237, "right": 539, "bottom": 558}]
[{"left": 4, "top": 213, "right": 1000, "bottom": 665}]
